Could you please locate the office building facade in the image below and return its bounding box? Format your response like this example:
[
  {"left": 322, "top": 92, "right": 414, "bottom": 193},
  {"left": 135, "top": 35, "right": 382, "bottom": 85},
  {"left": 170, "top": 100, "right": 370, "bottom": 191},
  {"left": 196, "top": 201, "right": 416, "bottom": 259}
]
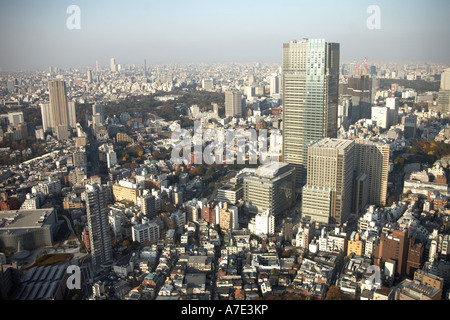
[
  {"left": 301, "top": 138, "right": 354, "bottom": 226},
  {"left": 354, "top": 139, "right": 390, "bottom": 207},
  {"left": 85, "top": 184, "right": 113, "bottom": 271},
  {"left": 48, "top": 80, "right": 76, "bottom": 140},
  {"left": 92, "top": 104, "right": 105, "bottom": 124},
  {"left": 132, "top": 222, "right": 159, "bottom": 244},
  {"left": 138, "top": 193, "right": 156, "bottom": 220},
  {"left": 40, "top": 103, "right": 52, "bottom": 133},
  {"left": 346, "top": 75, "right": 373, "bottom": 121},
  {"left": 243, "top": 162, "right": 295, "bottom": 217},
  {"left": 112, "top": 180, "right": 143, "bottom": 205},
  {"left": 439, "top": 68, "right": 450, "bottom": 116},
  {"left": 373, "top": 228, "right": 409, "bottom": 278},
  {"left": 282, "top": 39, "right": 340, "bottom": 187},
  {"left": 225, "top": 91, "right": 245, "bottom": 118},
  {"left": 219, "top": 202, "right": 238, "bottom": 231}
]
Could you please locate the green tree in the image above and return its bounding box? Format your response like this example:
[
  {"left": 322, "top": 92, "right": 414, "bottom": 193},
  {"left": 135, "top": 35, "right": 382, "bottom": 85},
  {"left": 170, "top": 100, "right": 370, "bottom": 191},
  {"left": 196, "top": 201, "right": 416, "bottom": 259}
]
[
  {"left": 325, "top": 286, "right": 349, "bottom": 300},
  {"left": 204, "top": 166, "right": 215, "bottom": 181}
]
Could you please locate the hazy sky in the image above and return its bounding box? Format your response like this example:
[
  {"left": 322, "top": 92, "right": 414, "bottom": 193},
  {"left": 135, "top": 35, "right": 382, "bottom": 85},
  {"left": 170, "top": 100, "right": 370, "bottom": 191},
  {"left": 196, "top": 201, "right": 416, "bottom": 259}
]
[{"left": 0, "top": 0, "right": 449, "bottom": 70}]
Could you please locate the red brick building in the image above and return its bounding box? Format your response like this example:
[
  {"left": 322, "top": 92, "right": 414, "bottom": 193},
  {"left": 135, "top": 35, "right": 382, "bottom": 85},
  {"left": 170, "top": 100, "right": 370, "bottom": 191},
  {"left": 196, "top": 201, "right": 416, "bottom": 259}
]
[
  {"left": 202, "top": 203, "right": 216, "bottom": 225},
  {"left": 374, "top": 228, "right": 409, "bottom": 278},
  {"left": 406, "top": 237, "right": 424, "bottom": 277},
  {"left": 0, "top": 197, "right": 20, "bottom": 211}
]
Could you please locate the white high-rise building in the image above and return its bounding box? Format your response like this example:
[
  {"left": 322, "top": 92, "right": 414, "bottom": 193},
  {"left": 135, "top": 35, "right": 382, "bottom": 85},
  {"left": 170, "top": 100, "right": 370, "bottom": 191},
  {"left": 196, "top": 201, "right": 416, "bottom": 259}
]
[
  {"left": 20, "top": 193, "right": 41, "bottom": 210},
  {"left": 202, "top": 78, "right": 214, "bottom": 91},
  {"left": 269, "top": 74, "right": 280, "bottom": 97},
  {"left": 243, "top": 162, "right": 296, "bottom": 217},
  {"left": 109, "top": 207, "right": 122, "bottom": 239},
  {"left": 371, "top": 106, "right": 390, "bottom": 129},
  {"left": 441, "top": 68, "right": 450, "bottom": 90},
  {"left": 87, "top": 69, "right": 93, "bottom": 83},
  {"left": 7, "top": 111, "right": 24, "bottom": 128},
  {"left": 295, "top": 222, "right": 316, "bottom": 248},
  {"left": 386, "top": 85, "right": 399, "bottom": 126},
  {"left": 106, "top": 150, "right": 117, "bottom": 169},
  {"left": 76, "top": 123, "right": 86, "bottom": 138},
  {"left": 439, "top": 68, "right": 450, "bottom": 116},
  {"left": 110, "top": 58, "right": 117, "bottom": 72},
  {"left": 248, "top": 210, "right": 275, "bottom": 236},
  {"left": 171, "top": 211, "right": 186, "bottom": 228},
  {"left": 132, "top": 221, "right": 159, "bottom": 244},
  {"left": 40, "top": 103, "right": 52, "bottom": 133},
  {"left": 68, "top": 101, "right": 76, "bottom": 128}
]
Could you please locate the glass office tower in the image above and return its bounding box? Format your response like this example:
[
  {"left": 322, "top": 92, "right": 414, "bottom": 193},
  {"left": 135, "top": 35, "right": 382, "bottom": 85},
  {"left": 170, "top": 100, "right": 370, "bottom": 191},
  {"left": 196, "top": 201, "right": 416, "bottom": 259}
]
[{"left": 282, "top": 39, "right": 340, "bottom": 188}]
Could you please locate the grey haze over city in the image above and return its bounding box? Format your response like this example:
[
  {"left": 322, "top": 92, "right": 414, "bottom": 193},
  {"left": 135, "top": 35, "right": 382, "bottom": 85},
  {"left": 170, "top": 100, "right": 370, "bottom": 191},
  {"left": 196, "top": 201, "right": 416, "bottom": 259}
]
[
  {"left": 2, "top": 0, "right": 450, "bottom": 307},
  {"left": 0, "top": 0, "right": 449, "bottom": 70}
]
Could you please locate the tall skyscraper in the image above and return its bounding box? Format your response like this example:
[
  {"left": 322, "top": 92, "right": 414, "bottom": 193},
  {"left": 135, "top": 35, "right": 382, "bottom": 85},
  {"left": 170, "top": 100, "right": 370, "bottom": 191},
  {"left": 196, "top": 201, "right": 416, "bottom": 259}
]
[
  {"left": 270, "top": 74, "right": 280, "bottom": 97},
  {"left": 7, "top": 79, "right": 15, "bottom": 93},
  {"left": 87, "top": 69, "right": 93, "bottom": 83},
  {"left": 49, "top": 79, "right": 68, "bottom": 130},
  {"left": 92, "top": 103, "right": 105, "bottom": 124},
  {"left": 110, "top": 58, "right": 117, "bottom": 72},
  {"left": 68, "top": 101, "right": 76, "bottom": 128},
  {"left": 85, "top": 184, "right": 113, "bottom": 271},
  {"left": 301, "top": 138, "right": 354, "bottom": 226},
  {"left": 346, "top": 75, "right": 373, "bottom": 121},
  {"left": 439, "top": 68, "right": 450, "bottom": 116},
  {"left": 40, "top": 103, "right": 52, "bottom": 133},
  {"left": 144, "top": 59, "right": 147, "bottom": 77},
  {"left": 225, "top": 91, "right": 245, "bottom": 118},
  {"left": 48, "top": 79, "right": 76, "bottom": 139},
  {"left": 282, "top": 39, "right": 340, "bottom": 187}
]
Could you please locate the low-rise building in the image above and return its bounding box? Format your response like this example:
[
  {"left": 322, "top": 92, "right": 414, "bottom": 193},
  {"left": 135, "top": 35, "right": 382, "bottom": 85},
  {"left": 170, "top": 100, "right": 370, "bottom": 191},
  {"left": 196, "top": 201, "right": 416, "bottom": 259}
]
[{"left": 0, "top": 208, "right": 57, "bottom": 251}]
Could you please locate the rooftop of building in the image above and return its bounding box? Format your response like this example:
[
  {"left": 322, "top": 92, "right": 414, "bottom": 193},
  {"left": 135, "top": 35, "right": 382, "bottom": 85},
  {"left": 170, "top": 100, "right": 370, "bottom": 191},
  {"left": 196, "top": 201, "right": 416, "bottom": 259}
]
[
  {"left": 184, "top": 272, "right": 206, "bottom": 286},
  {"left": 311, "top": 138, "right": 354, "bottom": 150},
  {"left": 12, "top": 263, "right": 69, "bottom": 300},
  {"left": 400, "top": 279, "right": 442, "bottom": 299},
  {"left": 0, "top": 208, "right": 55, "bottom": 232},
  {"left": 253, "top": 161, "right": 292, "bottom": 179}
]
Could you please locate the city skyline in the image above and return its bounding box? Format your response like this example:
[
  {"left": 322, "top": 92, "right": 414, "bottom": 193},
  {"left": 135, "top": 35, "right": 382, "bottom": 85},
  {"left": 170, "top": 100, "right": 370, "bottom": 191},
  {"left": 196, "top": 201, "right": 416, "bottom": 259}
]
[
  {"left": 2, "top": 0, "right": 450, "bottom": 305},
  {"left": 1, "top": 0, "right": 450, "bottom": 70}
]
